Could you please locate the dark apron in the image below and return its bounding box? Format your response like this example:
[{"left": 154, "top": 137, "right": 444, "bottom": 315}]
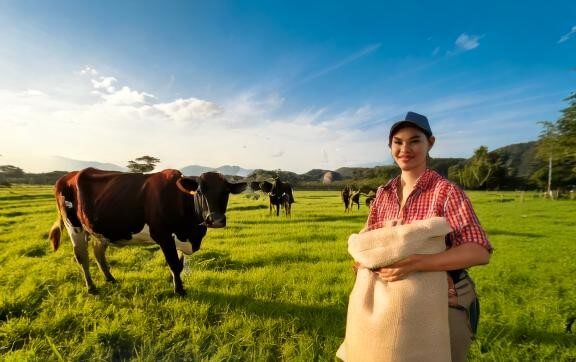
[{"left": 449, "top": 270, "right": 480, "bottom": 335}]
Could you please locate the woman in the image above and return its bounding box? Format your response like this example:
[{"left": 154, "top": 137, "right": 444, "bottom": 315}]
[{"left": 363, "top": 111, "right": 492, "bottom": 361}]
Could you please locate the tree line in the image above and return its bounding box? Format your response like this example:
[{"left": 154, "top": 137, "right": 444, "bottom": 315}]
[
  {"left": 448, "top": 93, "right": 575, "bottom": 191},
  {"left": 0, "top": 156, "right": 161, "bottom": 186}
]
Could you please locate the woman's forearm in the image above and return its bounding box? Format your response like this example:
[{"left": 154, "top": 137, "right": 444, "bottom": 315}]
[
  {"left": 370, "top": 242, "right": 491, "bottom": 282},
  {"left": 417, "top": 243, "right": 490, "bottom": 272}
]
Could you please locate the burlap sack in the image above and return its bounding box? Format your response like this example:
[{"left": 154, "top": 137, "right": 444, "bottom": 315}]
[{"left": 337, "top": 217, "right": 452, "bottom": 362}]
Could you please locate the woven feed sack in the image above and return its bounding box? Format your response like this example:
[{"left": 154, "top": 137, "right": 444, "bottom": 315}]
[{"left": 337, "top": 217, "right": 452, "bottom": 362}]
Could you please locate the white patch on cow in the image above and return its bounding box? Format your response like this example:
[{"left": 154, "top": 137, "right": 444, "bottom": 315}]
[
  {"left": 62, "top": 218, "right": 88, "bottom": 248},
  {"left": 130, "top": 224, "right": 155, "bottom": 244},
  {"left": 175, "top": 239, "right": 193, "bottom": 255},
  {"left": 66, "top": 225, "right": 88, "bottom": 248},
  {"left": 112, "top": 224, "right": 194, "bottom": 254},
  {"left": 111, "top": 224, "right": 155, "bottom": 246}
]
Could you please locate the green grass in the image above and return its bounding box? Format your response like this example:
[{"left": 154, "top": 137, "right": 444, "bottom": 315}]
[{"left": 0, "top": 186, "right": 575, "bottom": 361}]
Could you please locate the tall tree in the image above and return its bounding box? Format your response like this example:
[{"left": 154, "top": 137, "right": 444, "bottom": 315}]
[
  {"left": 127, "top": 156, "right": 161, "bottom": 173},
  {"left": 535, "top": 92, "right": 576, "bottom": 193},
  {"left": 0, "top": 165, "right": 25, "bottom": 177},
  {"left": 535, "top": 121, "right": 560, "bottom": 196},
  {"left": 448, "top": 146, "right": 498, "bottom": 189},
  {"left": 556, "top": 92, "right": 576, "bottom": 166}
]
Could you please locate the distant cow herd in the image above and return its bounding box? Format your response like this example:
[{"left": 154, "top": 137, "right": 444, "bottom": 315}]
[
  {"left": 48, "top": 168, "right": 376, "bottom": 294},
  {"left": 249, "top": 178, "right": 295, "bottom": 216},
  {"left": 341, "top": 185, "right": 376, "bottom": 212}
]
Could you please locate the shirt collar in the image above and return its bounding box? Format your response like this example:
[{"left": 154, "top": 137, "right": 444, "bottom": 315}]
[{"left": 382, "top": 168, "right": 439, "bottom": 193}]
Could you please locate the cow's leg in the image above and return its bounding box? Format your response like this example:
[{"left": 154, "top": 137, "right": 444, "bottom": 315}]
[
  {"left": 155, "top": 235, "right": 185, "bottom": 295},
  {"left": 93, "top": 237, "right": 116, "bottom": 283},
  {"left": 66, "top": 225, "right": 96, "bottom": 293}
]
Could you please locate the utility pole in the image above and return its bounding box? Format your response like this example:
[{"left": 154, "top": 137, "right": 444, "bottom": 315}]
[{"left": 547, "top": 156, "right": 553, "bottom": 199}]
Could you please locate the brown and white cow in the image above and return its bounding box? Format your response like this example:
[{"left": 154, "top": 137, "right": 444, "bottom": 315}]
[{"left": 48, "top": 167, "right": 246, "bottom": 295}]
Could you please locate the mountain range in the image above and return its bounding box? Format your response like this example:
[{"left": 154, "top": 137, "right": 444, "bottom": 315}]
[
  {"left": 11, "top": 141, "right": 539, "bottom": 179},
  {"left": 180, "top": 165, "right": 253, "bottom": 177},
  {"left": 46, "top": 156, "right": 127, "bottom": 172}
]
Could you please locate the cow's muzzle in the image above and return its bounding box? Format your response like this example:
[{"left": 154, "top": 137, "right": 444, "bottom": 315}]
[{"left": 203, "top": 212, "right": 226, "bottom": 228}]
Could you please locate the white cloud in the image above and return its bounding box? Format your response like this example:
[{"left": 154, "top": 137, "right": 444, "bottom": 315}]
[
  {"left": 91, "top": 76, "right": 117, "bottom": 93},
  {"left": 21, "top": 89, "right": 46, "bottom": 97},
  {"left": 79, "top": 66, "right": 98, "bottom": 76},
  {"left": 558, "top": 25, "right": 576, "bottom": 44},
  {"left": 102, "top": 86, "right": 155, "bottom": 105},
  {"left": 224, "top": 91, "right": 283, "bottom": 119},
  {"left": 151, "top": 97, "right": 223, "bottom": 123},
  {"left": 455, "top": 33, "right": 481, "bottom": 51},
  {"left": 0, "top": 67, "right": 394, "bottom": 173}
]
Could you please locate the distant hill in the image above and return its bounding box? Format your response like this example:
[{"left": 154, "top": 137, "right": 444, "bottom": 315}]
[
  {"left": 428, "top": 158, "right": 467, "bottom": 177},
  {"left": 334, "top": 167, "right": 370, "bottom": 179},
  {"left": 180, "top": 164, "right": 254, "bottom": 177},
  {"left": 491, "top": 141, "right": 539, "bottom": 178},
  {"left": 300, "top": 169, "right": 343, "bottom": 182},
  {"left": 47, "top": 156, "right": 126, "bottom": 172},
  {"left": 180, "top": 165, "right": 215, "bottom": 176}
]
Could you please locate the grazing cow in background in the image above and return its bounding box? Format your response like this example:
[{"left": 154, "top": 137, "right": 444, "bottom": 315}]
[
  {"left": 341, "top": 186, "right": 352, "bottom": 212},
  {"left": 365, "top": 189, "right": 377, "bottom": 207},
  {"left": 249, "top": 181, "right": 262, "bottom": 192},
  {"left": 48, "top": 167, "right": 246, "bottom": 295},
  {"left": 280, "top": 192, "right": 293, "bottom": 216},
  {"left": 260, "top": 177, "right": 295, "bottom": 216},
  {"left": 342, "top": 186, "right": 361, "bottom": 212},
  {"left": 350, "top": 190, "right": 361, "bottom": 210},
  {"left": 365, "top": 195, "right": 375, "bottom": 207}
]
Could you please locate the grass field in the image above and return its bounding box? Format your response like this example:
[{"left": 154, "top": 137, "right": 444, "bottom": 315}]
[{"left": 0, "top": 185, "right": 575, "bottom": 361}]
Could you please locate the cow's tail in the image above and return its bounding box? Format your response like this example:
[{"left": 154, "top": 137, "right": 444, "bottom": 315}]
[{"left": 48, "top": 198, "right": 64, "bottom": 251}]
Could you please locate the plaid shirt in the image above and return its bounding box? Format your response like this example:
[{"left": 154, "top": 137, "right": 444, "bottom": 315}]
[{"left": 366, "top": 169, "right": 492, "bottom": 252}]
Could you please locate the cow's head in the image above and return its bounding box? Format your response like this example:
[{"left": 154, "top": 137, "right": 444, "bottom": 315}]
[
  {"left": 176, "top": 172, "right": 246, "bottom": 228},
  {"left": 260, "top": 179, "right": 291, "bottom": 203}
]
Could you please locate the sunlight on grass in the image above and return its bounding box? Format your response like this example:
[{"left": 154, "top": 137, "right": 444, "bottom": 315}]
[{"left": 0, "top": 186, "right": 574, "bottom": 360}]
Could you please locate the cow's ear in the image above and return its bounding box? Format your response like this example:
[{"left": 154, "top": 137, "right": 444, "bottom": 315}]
[
  {"left": 228, "top": 181, "right": 247, "bottom": 195},
  {"left": 176, "top": 177, "right": 199, "bottom": 195},
  {"left": 260, "top": 181, "right": 273, "bottom": 193}
]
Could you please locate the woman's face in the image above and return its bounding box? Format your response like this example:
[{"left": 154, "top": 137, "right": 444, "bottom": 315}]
[{"left": 390, "top": 126, "right": 434, "bottom": 172}]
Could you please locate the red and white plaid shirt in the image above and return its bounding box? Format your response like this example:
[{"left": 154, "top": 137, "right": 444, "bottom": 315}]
[{"left": 366, "top": 169, "right": 492, "bottom": 252}]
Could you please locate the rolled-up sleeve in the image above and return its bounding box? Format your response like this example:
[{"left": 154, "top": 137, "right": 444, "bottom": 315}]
[{"left": 444, "top": 187, "right": 493, "bottom": 252}]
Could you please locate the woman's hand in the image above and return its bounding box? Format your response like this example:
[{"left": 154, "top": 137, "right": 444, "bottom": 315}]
[
  {"left": 373, "top": 243, "right": 491, "bottom": 282},
  {"left": 373, "top": 255, "right": 425, "bottom": 282}
]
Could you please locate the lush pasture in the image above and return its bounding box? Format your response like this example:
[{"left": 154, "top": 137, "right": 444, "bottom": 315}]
[{"left": 0, "top": 186, "right": 574, "bottom": 361}]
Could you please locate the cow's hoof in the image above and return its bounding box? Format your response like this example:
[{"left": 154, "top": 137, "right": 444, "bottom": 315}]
[
  {"left": 106, "top": 276, "right": 117, "bottom": 283},
  {"left": 87, "top": 286, "right": 98, "bottom": 295},
  {"left": 175, "top": 287, "right": 186, "bottom": 296}
]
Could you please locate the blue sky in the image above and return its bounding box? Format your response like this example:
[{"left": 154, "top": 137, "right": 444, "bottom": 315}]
[{"left": 1, "top": 1, "right": 575, "bottom": 173}]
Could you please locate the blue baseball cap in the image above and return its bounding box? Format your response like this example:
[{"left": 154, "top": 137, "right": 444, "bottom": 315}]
[{"left": 388, "top": 111, "right": 433, "bottom": 144}]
